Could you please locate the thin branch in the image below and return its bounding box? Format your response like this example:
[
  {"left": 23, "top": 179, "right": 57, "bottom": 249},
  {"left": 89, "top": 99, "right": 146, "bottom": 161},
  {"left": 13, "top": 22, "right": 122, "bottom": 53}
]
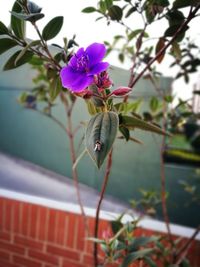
[
  {"left": 94, "top": 149, "right": 113, "bottom": 267},
  {"left": 129, "top": 4, "right": 200, "bottom": 89},
  {"left": 175, "top": 225, "right": 200, "bottom": 265}
]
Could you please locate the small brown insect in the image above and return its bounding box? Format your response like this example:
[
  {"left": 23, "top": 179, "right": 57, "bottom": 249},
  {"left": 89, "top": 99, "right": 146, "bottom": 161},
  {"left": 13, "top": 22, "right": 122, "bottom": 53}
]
[{"left": 94, "top": 140, "right": 102, "bottom": 152}]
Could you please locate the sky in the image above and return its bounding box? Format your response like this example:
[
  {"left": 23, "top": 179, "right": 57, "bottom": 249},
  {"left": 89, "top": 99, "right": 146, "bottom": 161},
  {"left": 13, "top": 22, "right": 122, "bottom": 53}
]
[{"left": 1, "top": 0, "right": 200, "bottom": 100}]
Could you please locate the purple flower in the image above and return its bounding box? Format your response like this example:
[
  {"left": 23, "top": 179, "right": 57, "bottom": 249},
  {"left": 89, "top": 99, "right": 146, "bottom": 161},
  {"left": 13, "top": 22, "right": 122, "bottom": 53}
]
[{"left": 60, "top": 43, "right": 109, "bottom": 92}]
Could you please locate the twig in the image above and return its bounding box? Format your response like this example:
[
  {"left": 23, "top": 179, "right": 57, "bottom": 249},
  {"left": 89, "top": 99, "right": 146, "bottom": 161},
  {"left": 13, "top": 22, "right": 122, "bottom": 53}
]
[
  {"left": 94, "top": 149, "right": 113, "bottom": 267},
  {"left": 149, "top": 76, "right": 174, "bottom": 246},
  {"left": 128, "top": 4, "right": 200, "bottom": 89},
  {"left": 175, "top": 225, "right": 200, "bottom": 265}
]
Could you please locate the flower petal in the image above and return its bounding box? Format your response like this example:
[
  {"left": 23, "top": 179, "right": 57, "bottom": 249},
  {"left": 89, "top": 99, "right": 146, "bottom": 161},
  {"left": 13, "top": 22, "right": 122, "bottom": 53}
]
[
  {"left": 60, "top": 66, "right": 93, "bottom": 92},
  {"left": 71, "top": 75, "right": 94, "bottom": 92},
  {"left": 88, "top": 62, "right": 109, "bottom": 75},
  {"left": 86, "top": 43, "right": 106, "bottom": 66}
]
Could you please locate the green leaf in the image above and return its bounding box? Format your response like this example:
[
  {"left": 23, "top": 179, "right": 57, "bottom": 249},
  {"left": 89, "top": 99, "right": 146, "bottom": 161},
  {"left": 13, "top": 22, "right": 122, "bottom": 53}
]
[
  {"left": 171, "top": 41, "right": 181, "bottom": 60},
  {"left": 14, "top": 40, "right": 41, "bottom": 65},
  {"left": 105, "top": 0, "right": 113, "bottom": 9},
  {"left": 11, "top": 1, "right": 25, "bottom": 39},
  {"left": 85, "top": 112, "right": 119, "bottom": 168},
  {"left": 120, "top": 115, "right": 169, "bottom": 136},
  {"left": 82, "top": 7, "right": 96, "bottom": 13},
  {"left": 128, "top": 29, "right": 148, "bottom": 41},
  {"left": 10, "top": 11, "right": 44, "bottom": 22},
  {"left": 125, "top": 6, "right": 137, "bottom": 18},
  {"left": 86, "top": 101, "right": 99, "bottom": 115},
  {"left": 121, "top": 248, "right": 154, "bottom": 267},
  {"left": 128, "top": 236, "right": 159, "bottom": 251},
  {"left": 0, "top": 38, "right": 18, "bottom": 55},
  {"left": 42, "top": 16, "right": 64, "bottom": 41},
  {"left": 108, "top": 5, "right": 123, "bottom": 21},
  {"left": 166, "top": 10, "right": 185, "bottom": 26},
  {"left": 89, "top": 84, "right": 105, "bottom": 107},
  {"left": 150, "top": 97, "right": 159, "bottom": 112},
  {"left": 144, "top": 256, "right": 157, "bottom": 267},
  {"left": 0, "top": 21, "right": 9, "bottom": 35},
  {"left": 3, "top": 50, "right": 33, "bottom": 71},
  {"left": 49, "top": 76, "right": 62, "bottom": 101},
  {"left": 119, "top": 126, "right": 130, "bottom": 141},
  {"left": 173, "top": 0, "right": 199, "bottom": 9},
  {"left": 111, "top": 220, "right": 124, "bottom": 235}
]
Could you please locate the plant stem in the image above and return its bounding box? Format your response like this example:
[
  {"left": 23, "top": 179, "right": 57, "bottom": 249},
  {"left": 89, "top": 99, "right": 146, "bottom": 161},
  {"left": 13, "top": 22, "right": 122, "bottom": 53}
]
[
  {"left": 65, "top": 100, "right": 89, "bottom": 236},
  {"left": 94, "top": 149, "right": 113, "bottom": 267},
  {"left": 175, "top": 225, "right": 200, "bottom": 265},
  {"left": 128, "top": 4, "right": 200, "bottom": 90},
  {"left": 149, "top": 75, "right": 174, "bottom": 245}
]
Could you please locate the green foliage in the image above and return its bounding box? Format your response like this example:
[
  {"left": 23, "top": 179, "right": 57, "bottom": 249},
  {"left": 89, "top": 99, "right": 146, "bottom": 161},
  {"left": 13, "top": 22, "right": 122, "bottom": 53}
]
[
  {"left": 85, "top": 112, "right": 119, "bottom": 168},
  {"left": 108, "top": 5, "right": 123, "bottom": 21},
  {"left": 0, "top": 21, "right": 9, "bottom": 35},
  {"left": 120, "top": 115, "right": 169, "bottom": 136},
  {"left": 121, "top": 248, "right": 154, "bottom": 266},
  {"left": 42, "top": 16, "right": 64, "bottom": 41},
  {"left": 10, "top": 11, "right": 44, "bottom": 23},
  {"left": 3, "top": 50, "right": 34, "bottom": 70},
  {"left": 0, "top": 38, "right": 18, "bottom": 55},
  {"left": 11, "top": 1, "right": 25, "bottom": 39},
  {"left": 82, "top": 7, "right": 97, "bottom": 13}
]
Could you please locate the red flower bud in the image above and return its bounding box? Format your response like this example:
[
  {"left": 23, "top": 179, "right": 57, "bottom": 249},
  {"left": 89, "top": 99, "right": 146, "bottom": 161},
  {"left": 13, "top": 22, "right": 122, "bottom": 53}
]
[{"left": 111, "top": 87, "right": 132, "bottom": 97}]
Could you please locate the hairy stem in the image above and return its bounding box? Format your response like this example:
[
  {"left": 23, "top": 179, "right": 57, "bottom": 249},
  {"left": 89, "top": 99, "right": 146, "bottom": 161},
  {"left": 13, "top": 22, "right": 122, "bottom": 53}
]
[{"left": 94, "top": 149, "right": 113, "bottom": 267}]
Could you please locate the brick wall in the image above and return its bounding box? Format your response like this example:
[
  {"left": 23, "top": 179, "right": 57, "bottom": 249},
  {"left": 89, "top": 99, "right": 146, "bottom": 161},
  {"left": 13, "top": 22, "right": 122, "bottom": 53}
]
[{"left": 0, "top": 197, "right": 199, "bottom": 267}]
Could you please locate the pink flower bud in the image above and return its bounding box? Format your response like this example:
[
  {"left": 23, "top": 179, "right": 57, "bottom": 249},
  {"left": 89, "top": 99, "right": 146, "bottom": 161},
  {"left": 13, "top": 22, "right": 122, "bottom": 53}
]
[{"left": 111, "top": 87, "right": 132, "bottom": 97}]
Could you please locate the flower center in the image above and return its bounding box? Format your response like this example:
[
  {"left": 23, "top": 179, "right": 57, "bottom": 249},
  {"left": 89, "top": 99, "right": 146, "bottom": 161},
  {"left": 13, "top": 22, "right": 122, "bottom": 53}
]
[{"left": 73, "top": 53, "right": 89, "bottom": 72}]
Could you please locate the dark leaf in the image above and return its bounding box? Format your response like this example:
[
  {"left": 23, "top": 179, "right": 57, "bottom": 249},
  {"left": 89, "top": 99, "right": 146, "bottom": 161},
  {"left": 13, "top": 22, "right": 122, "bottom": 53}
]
[
  {"left": 3, "top": 50, "right": 33, "bottom": 70},
  {"left": 0, "top": 21, "right": 9, "bottom": 35},
  {"left": 108, "top": 5, "right": 123, "bottom": 21},
  {"left": 166, "top": 10, "right": 185, "bottom": 26},
  {"left": 105, "top": 0, "right": 113, "bottom": 9},
  {"left": 118, "top": 53, "right": 124, "bottom": 63},
  {"left": 173, "top": 0, "right": 199, "bottom": 9},
  {"left": 144, "top": 256, "right": 157, "bottom": 267},
  {"left": 111, "top": 220, "right": 124, "bottom": 235},
  {"left": 82, "top": 7, "right": 96, "bottom": 13},
  {"left": 42, "top": 16, "right": 64, "bottom": 41},
  {"left": 11, "top": 1, "right": 25, "bottom": 39},
  {"left": 89, "top": 84, "right": 104, "bottom": 107},
  {"left": 121, "top": 248, "right": 154, "bottom": 267},
  {"left": 120, "top": 115, "right": 170, "bottom": 136},
  {"left": 119, "top": 126, "right": 130, "bottom": 141},
  {"left": 171, "top": 41, "right": 181, "bottom": 60},
  {"left": 0, "top": 38, "right": 18, "bottom": 55},
  {"left": 128, "top": 236, "right": 159, "bottom": 251},
  {"left": 125, "top": 6, "right": 137, "bottom": 18},
  {"left": 85, "top": 112, "right": 119, "bottom": 168}
]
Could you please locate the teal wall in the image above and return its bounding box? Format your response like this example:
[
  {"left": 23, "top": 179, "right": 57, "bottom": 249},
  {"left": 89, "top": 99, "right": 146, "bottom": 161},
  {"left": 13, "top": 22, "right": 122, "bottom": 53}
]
[{"left": 0, "top": 50, "right": 199, "bottom": 228}]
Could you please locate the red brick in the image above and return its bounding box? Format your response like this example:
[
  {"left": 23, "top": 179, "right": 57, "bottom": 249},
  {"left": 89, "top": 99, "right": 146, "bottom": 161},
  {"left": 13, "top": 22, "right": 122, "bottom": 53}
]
[
  {"left": 0, "top": 198, "right": 4, "bottom": 231},
  {"left": 56, "top": 212, "right": 66, "bottom": 246},
  {"left": 47, "top": 244, "right": 80, "bottom": 261},
  {"left": 29, "top": 250, "right": 59, "bottom": 265},
  {"left": 38, "top": 206, "right": 48, "bottom": 240},
  {"left": 76, "top": 217, "right": 86, "bottom": 251},
  {"left": 63, "top": 260, "right": 85, "bottom": 267},
  {"left": 13, "top": 255, "right": 42, "bottom": 267},
  {"left": 0, "top": 261, "right": 21, "bottom": 267},
  {"left": 66, "top": 214, "right": 77, "bottom": 248},
  {"left": 14, "top": 235, "right": 44, "bottom": 250},
  {"left": 0, "top": 249, "right": 10, "bottom": 261},
  {"left": 0, "top": 241, "right": 25, "bottom": 255},
  {"left": 47, "top": 209, "right": 57, "bottom": 243},
  {"left": 83, "top": 254, "right": 94, "bottom": 265},
  {"left": 13, "top": 201, "right": 20, "bottom": 233},
  {"left": 21, "top": 203, "right": 31, "bottom": 236},
  {"left": 30, "top": 205, "right": 39, "bottom": 239},
  {"left": 0, "top": 232, "right": 11, "bottom": 241},
  {"left": 5, "top": 201, "right": 12, "bottom": 231}
]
